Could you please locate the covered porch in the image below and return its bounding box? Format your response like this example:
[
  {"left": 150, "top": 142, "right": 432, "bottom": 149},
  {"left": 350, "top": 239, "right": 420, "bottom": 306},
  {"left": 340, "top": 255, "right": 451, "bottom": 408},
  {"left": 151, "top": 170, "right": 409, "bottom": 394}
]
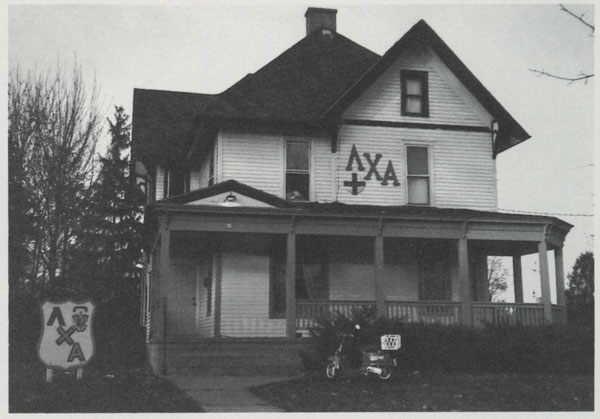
[{"left": 144, "top": 202, "right": 571, "bottom": 340}]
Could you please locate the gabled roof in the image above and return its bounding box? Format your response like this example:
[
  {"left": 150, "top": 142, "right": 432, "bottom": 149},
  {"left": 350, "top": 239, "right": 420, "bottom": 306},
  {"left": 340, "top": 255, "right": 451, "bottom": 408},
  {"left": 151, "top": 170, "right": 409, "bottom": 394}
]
[
  {"left": 205, "top": 30, "right": 380, "bottom": 122},
  {"left": 132, "top": 89, "right": 218, "bottom": 168},
  {"left": 133, "top": 19, "right": 530, "bottom": 167},
  {"left": 157, "top": 179, "right": 296, "bottom": 208},
  {"left": 324, "top": 20, "right": 530, "bottom": 153}
]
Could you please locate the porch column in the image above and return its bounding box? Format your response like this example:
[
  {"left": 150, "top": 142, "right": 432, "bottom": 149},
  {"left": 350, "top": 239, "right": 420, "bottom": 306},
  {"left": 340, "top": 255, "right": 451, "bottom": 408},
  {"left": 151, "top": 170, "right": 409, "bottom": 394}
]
[
  {"left": 286, "top": 232, "right": 296, "bottom": 338},
  {"left": 374, "top": 235, "right": 387, "bottom": 318},
  {"left": 158, "top": 218, "right": 170, "bottom": 346},
  {"left": 458, "top": 238, "right": 472, "bottom": 326},
  {"left": 554, "top": 247, "right": 566, "bottom": 307},
  {"left": 538, "top": 240, "right": 553, "bottom": 322},
  {"left": 512, "top": 254, "right": 524, "bottom": 304}
]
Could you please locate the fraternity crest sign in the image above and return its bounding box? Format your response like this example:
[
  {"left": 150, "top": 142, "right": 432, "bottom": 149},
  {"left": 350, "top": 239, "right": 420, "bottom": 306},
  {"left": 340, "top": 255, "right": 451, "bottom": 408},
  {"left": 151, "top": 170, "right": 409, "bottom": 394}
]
[{"left": 38, "top": 300, "right": 96, "bottom": 370}]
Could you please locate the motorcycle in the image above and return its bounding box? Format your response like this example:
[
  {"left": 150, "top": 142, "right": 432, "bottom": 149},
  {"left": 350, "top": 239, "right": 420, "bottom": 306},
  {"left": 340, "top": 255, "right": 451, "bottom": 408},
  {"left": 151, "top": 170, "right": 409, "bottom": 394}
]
[{"left": 325, "top": 324, "right": 401, "bottom": 380}]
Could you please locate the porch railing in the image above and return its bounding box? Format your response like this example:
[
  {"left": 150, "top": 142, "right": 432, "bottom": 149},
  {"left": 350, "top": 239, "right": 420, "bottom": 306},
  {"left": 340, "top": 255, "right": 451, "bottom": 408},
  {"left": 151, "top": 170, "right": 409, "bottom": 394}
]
[
  {"left": 296, "top": 300, "right": 559, "bottom": 329},
  {"left": 296, "top": 300, "right": 375, "bottom": 329},
  {"left": 471, "top": 302, "right": 545, "bottom": 326},
  {"left": 386, "top": 301, "right": 462, "bottom": 325}
]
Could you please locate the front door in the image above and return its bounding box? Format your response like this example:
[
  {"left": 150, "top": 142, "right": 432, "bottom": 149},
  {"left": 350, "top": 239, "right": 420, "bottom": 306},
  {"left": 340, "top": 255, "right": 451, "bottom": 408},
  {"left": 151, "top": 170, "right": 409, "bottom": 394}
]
[{"left": 169, "top": 262, "right": 198, "bottom": 335}]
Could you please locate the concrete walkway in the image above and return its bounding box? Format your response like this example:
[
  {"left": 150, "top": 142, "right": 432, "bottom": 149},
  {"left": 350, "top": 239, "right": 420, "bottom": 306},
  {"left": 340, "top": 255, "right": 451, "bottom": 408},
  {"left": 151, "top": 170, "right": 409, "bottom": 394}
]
[{"left": 164, "top": 375, "right": 293, "bottom": 412}]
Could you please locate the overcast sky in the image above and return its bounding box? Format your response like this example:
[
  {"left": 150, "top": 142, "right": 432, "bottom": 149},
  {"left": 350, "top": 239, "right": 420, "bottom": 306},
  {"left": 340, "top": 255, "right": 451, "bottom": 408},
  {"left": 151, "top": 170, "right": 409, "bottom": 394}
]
[{"left": 8, "top": 2, "right": 595, "bottom": 302}]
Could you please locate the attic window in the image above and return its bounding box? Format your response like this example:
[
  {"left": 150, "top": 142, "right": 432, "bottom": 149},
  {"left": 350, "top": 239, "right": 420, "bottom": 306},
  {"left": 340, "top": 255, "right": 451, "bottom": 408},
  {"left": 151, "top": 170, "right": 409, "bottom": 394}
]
[{"left": 401, "top": 70, "right": 429, "bottom": 117}]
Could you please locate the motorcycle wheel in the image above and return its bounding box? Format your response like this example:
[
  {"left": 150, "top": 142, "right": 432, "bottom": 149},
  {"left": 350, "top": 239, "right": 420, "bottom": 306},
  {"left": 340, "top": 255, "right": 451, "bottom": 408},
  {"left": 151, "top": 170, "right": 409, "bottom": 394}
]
[
  {"left": 326, "top": 362, "right": 337, "bottom": 379},
  {"left": 378, "top": 366, "right": 392, "bottom": 380}
]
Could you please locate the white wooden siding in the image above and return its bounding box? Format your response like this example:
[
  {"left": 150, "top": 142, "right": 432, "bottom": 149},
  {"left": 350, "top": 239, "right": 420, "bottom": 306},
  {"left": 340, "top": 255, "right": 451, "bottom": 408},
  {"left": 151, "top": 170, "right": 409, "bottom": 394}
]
[
  {"left": 312, "top": 136, "right": 334, "bottom": 202},
  {"left": 219, "top": 252, "right": 286, "bottom": 337},
  {"left": 196, "top": 258, "right": 215, "bottom": 337},
  {"left": 189, "top": 169, "right": 201, "bottom": 191},
  {"left": 344, "top": 46, "right": 491, "bottom": 127},
  {"left": 336, "top": 125, "right": 496, "bottom": 210},
  {"left": 156, "top": 166, "right": 165, "bottom": 200},
  {"left": 220, "top": 131, "right": 283, "bottom": 196}
]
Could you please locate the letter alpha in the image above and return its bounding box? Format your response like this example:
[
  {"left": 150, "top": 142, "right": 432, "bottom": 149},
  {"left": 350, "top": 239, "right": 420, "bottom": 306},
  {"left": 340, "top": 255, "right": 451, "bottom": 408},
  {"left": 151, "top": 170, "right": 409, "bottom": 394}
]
[
  {"left": 67, "top": 343, "right": 86, "bottom": 362},
  {"left": 345, "top": 144, "right": 365, "bottom": 172},
  {"left": 381, "top": 161, "right": 400, "bottom": 186}
]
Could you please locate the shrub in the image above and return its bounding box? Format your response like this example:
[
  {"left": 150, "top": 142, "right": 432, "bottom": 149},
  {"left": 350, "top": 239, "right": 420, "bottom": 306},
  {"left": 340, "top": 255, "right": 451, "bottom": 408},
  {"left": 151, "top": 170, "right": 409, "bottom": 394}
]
[{"left": 307, "top": 312, "right": 593, "bottom": 375}]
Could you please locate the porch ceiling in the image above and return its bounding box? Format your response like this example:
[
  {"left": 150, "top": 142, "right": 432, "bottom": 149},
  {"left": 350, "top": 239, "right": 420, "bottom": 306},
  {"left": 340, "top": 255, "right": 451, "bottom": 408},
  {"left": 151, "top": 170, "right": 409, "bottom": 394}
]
[{"left": 149, "top": 203, "right": 571, "bottom": 250}]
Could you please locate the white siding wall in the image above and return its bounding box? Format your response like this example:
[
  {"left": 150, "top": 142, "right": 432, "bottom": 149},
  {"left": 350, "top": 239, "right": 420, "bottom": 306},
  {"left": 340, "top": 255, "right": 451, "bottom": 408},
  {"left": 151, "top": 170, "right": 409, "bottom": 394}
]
[
  {"left": 190, "top": 169, "right": 202, "bottom": 191},
  {"left": 156, "top": 166, "right": 165, "bottom": 200},
  {"left": 336, "top": 125, "right": 496, "bottom": 210},
  {"left": 198, "top": 151, "right": 212, "bottom": 188},
  {"left": 312, "top": 136, "right": 334, "bottom": 202},
  {"left": 220, "top": 131, "right": 283, "bottom": 196},
  {"left": 220, "top": 252, "right": 286, "bottom": 337},
  {"left": 344, "top": 46, "right": 491, "bottom": 126},
  {"left": 195, "top": 258, "right": 215, "bottom": 337}
]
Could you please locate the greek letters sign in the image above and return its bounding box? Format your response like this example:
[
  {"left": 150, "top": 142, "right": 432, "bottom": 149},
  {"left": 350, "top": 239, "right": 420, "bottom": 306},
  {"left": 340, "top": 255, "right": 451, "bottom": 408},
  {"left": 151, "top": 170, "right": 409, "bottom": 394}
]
[
  {"left": 38, "top": 300, "right": 96, "bottom": 370},
  {"left": 344, "top": 144, "right": 400, "bottom": 195}
]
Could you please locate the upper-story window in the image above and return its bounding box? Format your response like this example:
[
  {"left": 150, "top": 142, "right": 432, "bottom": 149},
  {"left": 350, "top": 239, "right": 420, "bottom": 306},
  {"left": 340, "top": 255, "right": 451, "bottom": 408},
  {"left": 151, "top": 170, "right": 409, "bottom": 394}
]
[
  {"left": 406, "top": 145, "right": 430, "bottom": 205},
  {"left": 164, "top": 168, "right": 186, "bottom": 198},
  {"left": 285, "top": 139, "right": 310, "bottom": 200},
  {"left": 401, "top": 70, "right": 429, "bottom": 117}
]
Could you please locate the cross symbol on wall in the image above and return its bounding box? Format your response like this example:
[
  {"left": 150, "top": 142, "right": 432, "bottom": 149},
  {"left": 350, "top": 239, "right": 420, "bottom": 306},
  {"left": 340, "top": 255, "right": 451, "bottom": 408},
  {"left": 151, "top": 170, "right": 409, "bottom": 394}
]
[{"left": 344, "top": 173, "right": 366, "bottom": 195}]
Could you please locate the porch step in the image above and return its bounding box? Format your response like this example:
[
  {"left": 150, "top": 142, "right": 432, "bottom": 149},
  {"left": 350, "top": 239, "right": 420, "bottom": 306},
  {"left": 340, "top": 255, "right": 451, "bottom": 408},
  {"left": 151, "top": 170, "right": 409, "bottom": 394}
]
[{"left": 147, "top": 338, "right": 315, "bottom": 376}]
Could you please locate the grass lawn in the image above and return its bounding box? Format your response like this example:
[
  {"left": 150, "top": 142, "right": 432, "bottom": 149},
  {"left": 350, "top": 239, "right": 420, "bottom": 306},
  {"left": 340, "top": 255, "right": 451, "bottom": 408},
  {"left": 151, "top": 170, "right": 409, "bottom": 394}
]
[
  {"left": 250, "top": 371, "right": 594, "bottom": 412},
  {"left": 9, "top": 360, "right": 203, "bottom": 413}
]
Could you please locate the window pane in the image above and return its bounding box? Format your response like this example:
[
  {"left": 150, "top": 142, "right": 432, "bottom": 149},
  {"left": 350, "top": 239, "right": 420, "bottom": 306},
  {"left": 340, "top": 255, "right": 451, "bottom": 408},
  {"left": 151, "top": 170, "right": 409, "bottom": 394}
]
[
  {"left": 286, "top": 173, "right": 309, "bottom": 200},
  {"left": 406, "top": 78, "right": 422, "bottom": 95},
  {"left": 286, "top": 141, "right": 309, "bottom": 171},
  {"left": 406, "top": 97, "right": 423, "bottom": 114},
  {"left": 407, "top": 146, "right": 429, "bottom": 175},
  {"left": 408, "top": 177, "right": 429, "bottom": 204}
]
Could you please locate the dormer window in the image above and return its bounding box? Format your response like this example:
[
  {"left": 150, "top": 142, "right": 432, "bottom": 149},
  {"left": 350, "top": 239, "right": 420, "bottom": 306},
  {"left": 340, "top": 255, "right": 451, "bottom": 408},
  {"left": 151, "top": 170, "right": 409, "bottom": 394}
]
[
  {"left": 285, "top": 139, "right": 310, "bottom": 200},
  {"left": 401, "top": 70, "right": 429, "bottom": 117}
]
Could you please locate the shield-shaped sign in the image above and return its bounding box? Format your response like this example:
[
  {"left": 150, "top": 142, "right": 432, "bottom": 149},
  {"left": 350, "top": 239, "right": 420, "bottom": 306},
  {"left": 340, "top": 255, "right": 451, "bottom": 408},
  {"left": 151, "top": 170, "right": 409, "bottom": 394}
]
[{"left": 38, "top": 300, "right": 96, "bottom": 370}]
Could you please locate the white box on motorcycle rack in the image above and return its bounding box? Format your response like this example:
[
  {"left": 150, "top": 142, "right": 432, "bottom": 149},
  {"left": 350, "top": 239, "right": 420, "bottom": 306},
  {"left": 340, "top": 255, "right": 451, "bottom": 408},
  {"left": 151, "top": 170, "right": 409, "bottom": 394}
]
[{"left": 381, "top": 334, "right": 401, "bottom": 350}]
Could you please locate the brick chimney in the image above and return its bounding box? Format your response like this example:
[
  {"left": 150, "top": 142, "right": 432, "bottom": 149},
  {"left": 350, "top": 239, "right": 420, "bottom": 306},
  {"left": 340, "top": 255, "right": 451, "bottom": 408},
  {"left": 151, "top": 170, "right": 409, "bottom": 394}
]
[{"left": 305, "top": 7, "right": 337, "bottom": 36}]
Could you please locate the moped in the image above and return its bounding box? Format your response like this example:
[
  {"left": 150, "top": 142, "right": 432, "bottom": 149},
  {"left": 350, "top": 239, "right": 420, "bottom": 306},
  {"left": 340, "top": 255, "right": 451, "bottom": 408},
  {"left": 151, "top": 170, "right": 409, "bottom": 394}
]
[{"left": 325, "top": 325, "right": 401, "bottom": 380}]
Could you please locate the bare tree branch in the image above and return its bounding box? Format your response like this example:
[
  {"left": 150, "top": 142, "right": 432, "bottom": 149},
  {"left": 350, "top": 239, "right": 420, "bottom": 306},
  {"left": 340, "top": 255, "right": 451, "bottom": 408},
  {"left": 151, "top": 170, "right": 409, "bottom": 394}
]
[
  {"left": 560, "top": 4, "right": 595, "bottom": 33},
  {"left": 529, "top": 69, "right": 594, "bottom": 84}
]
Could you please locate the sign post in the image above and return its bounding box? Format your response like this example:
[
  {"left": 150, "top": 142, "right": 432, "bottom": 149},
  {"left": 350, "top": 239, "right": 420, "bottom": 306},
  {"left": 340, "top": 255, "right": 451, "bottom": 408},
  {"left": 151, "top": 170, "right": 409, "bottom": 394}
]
[{"left": 38, "top": 300, "right": 96, "bottom": 382}]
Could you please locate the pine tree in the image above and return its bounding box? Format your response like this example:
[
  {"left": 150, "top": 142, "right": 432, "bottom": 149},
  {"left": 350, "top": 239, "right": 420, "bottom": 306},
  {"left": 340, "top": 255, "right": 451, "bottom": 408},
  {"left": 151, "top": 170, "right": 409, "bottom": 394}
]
[
  {"left": 565, "top": 251, "right": 594, "bottom": 326},
  {"left": 77, "top": 106, "right": 145, "bottom": 308}
]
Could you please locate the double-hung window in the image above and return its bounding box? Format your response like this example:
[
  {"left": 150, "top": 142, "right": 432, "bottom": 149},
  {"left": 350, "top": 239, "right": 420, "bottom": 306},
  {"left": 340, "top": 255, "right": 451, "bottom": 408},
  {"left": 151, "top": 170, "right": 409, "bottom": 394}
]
[
  {"left": 406, "top": 145, "right": 430, "bottom": 205},
  {"left": 285, "top": 140, "right": 310, "bottom": 200},
  {"left": 401, "top": 70, "right": 429, "bottom": 117}
]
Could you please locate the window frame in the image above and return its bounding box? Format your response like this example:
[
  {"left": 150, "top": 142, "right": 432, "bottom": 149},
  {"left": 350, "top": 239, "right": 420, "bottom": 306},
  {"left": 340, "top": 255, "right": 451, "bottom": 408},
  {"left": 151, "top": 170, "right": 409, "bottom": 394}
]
[
  {"left": 401, "top": 70, "right": 429, "bottom": 118},
  {"left": 405, "top": 143, "right": 433, "bottom": 206},
  {"left": 284, "top": 139, "right": 311, "bottom": 201}
]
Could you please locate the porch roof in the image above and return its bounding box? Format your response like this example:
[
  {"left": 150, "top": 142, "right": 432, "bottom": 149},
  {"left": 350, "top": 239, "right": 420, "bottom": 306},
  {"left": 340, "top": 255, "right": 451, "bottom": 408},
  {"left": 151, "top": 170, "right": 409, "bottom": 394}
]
[{"left": 148, "top": 198, "right": 571, "bottom": 253}]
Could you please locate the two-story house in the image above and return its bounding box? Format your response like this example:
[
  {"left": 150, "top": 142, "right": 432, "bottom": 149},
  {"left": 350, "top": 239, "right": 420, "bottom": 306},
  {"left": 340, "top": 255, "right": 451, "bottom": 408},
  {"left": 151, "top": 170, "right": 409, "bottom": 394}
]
[{"left": 132, "top": 8, "right": 571, "bottom": 374}]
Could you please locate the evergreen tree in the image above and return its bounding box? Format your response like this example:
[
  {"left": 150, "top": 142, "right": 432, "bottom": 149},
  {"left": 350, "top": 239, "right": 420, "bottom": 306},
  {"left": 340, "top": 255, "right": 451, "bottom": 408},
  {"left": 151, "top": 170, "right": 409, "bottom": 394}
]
[
  {"left": 76, "top": 106, "right": 145, "bottom": 308},
  {"left": 565, "top": 251, "right": 594, "bottom": 326}
]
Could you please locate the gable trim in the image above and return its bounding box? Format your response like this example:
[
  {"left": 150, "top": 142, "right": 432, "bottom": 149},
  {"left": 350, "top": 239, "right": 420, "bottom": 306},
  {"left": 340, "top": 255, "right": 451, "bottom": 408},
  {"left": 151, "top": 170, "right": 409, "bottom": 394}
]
[
  {"left": 323, "top": 20, "right": 530, "bottom": 153},
  {"left": 343, "top": 118, "right": 491, "bottom": 133},
  {"left": 158, "top": 179, "right": 297, "bottom": 208}
]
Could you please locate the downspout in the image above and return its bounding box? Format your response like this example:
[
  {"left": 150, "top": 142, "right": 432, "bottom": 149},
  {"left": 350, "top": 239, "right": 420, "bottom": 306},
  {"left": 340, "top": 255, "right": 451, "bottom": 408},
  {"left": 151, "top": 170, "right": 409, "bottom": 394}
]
[{"left": 490, "top": 120, "right": 498, "bottom": 159}]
